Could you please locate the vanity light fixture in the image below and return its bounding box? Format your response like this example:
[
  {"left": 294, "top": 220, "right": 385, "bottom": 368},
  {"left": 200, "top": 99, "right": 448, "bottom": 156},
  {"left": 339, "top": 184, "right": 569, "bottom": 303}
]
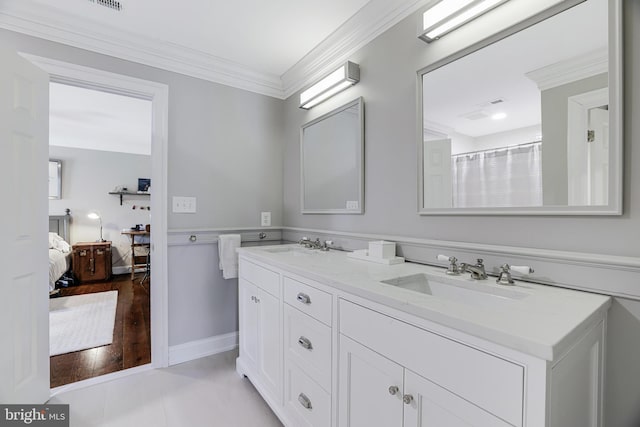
[
  {"left": 299, "top": 61, "right": 360, "bottom": 109},
  {"left": 419, "top": 0, "right": 510, "bottom": 43}
]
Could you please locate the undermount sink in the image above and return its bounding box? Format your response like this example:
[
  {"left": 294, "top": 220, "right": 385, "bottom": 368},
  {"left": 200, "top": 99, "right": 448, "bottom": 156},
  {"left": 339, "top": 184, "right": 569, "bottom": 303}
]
[
  {"left": 381, "top": 273, "right": 528, "bottom": 306},
  {"left": 264, "top": 246, "right": 315, "bottom": 256}
]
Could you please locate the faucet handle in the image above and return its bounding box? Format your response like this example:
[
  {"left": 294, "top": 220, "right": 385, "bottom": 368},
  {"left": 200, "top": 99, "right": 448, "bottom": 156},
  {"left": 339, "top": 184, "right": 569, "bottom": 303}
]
[
  {"left": 437, "top": 254, "right": 460, "bottom": 275},
  {"left": 321, "top": 240, "right": 333, "bottom": 251},
  {"left": 510, "top": 265, "right": 534, "bottom": 275}
]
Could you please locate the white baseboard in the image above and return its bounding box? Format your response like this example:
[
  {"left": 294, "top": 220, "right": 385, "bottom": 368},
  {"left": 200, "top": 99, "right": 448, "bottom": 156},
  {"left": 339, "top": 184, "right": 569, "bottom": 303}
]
[{"left": 169, "top": 332, "right": 238, "bottom": 366}]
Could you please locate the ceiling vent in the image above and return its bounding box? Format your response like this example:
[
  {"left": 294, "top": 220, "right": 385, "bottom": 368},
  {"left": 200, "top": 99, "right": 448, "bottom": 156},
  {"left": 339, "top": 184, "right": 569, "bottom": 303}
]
[
  {"left": 88, "top": 0, "right": 122, "bottom": 11},
  {"left": 489, "top": 98, "right": 505, "bottom": 105}
]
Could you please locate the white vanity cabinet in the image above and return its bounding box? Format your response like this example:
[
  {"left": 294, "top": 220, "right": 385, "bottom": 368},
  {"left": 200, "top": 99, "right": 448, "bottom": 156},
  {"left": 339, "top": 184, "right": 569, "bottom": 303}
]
[
  {"left": 339, "top": 300, "right": 520, "bottom": 427},
  {"left": 236, "top": 248, "right": 609, "bottom": 427},
  {"left": 282, "top": 276, "right": 333, "bottom": 427},
  {"left": 339, "top": 335, "right": 511, "bottom": 427},
  {"left": 237, "top": 258, "right": 283, "bottom": 405}
]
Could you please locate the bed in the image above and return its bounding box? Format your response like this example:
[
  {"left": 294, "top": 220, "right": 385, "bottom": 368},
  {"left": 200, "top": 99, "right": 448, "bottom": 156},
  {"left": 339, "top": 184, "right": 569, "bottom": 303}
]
[{"left": 49, "top": 209, "right": 72, "bottom": 292}]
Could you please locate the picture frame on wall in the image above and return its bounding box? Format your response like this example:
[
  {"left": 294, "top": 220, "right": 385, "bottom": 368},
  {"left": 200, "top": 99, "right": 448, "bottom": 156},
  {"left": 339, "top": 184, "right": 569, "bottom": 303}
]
[{"left": 49, "top": 159, "right": 62, "bottom": 199}]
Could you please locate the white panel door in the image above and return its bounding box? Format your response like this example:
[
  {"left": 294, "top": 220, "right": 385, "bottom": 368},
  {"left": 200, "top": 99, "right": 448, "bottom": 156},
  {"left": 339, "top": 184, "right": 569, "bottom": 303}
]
[
  {"left": 588, "top": 107, "right": 609, "bottom": 206},
  {"left": 403, "top": 370, "right": 512, "bottom": 427},
  {"left": 239, "top": 279, "right": 259, "bottom": 371},
  {"left": 338, "top": 335, "right": 404, "bottom": 427},
  {"left": 423, "top": 139, "right": 452, "bottom": 208},
  {"left": 0, "top": 47, "right": 50, "bottom": 403},
  {"left": 257, "top": 287, "right": 282, "bottom": 403}
]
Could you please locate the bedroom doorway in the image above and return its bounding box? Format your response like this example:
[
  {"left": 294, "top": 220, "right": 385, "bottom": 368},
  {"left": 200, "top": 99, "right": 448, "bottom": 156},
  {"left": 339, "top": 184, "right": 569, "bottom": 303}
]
[
  {"left": 48, "top": 82, "right": 154, "bottom": 387},
  {"left": 24, "top": 54, "right": 170, "bottom": 392}
]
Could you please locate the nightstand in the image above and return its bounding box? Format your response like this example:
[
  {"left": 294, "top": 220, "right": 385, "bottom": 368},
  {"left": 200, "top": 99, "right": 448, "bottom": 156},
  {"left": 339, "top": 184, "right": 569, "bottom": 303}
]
[{"left": 72, "top": 241, "right": 112, "bottom": 283}]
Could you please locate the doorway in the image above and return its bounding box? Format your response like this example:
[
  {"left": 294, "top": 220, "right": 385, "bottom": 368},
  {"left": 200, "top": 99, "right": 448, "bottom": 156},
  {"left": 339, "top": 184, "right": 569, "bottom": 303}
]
[
  {"left": 48, "top": 82, "right": 153, "bottom": 386},
  {"left": 23, "top": 54, "right": 170, "bottom": 392}
]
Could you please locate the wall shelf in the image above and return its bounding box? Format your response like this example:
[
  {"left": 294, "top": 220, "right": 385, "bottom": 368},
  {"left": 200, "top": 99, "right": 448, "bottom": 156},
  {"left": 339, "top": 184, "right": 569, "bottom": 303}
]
[{"left": 109, "top": 191, "right": 150, "bottom": 205}]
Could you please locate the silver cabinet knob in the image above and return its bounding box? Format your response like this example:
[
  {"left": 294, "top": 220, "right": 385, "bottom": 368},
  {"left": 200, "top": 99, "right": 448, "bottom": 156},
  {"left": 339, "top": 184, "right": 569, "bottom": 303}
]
[
  {"left": 296, "top": 293, "right": 311, "bottom": 305},
  {"left": 298, "top": 336, "right": 313, "bottom": 350},
  {"left": 388, "top": 386, "right": 399, "bottom": 396},
  {"left": 298, "top": 393, "right": 312, "bottom": 410},
  {"left": 403, "top": 394, "right": 414, "bottom": 405}
]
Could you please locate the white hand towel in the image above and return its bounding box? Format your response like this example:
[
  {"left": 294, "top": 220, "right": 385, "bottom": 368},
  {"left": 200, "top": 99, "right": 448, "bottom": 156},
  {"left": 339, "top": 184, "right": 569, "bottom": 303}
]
[{"left": 218, "top": 234, "right": 241, "bottom": 279}]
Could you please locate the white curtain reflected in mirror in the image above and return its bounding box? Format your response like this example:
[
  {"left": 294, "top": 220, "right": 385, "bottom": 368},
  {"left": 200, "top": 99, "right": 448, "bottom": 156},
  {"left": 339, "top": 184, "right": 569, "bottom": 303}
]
[{"left": 419, "top": 0, "right": 622, "bottom": 215}]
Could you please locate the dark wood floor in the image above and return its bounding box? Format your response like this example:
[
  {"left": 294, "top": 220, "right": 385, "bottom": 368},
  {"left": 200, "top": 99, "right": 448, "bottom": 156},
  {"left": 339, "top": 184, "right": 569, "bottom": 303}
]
[{"left": 50, "top": 274, "right": 151, "bottom": 388}]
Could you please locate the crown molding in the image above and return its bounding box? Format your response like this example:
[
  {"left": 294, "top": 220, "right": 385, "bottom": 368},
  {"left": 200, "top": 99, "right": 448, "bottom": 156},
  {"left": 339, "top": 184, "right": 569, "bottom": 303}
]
[
  {"left": 0, "top": 0, "right": 429, "bottom": 100},
  {"left": 525, "top": 48, "right": 608, "bottom": 91},
  {"left": 0, "top": 1, "right": 285, "bottom": 98},
  {"left": 281, "top": 0, "right": 431, "bottom": 99}
]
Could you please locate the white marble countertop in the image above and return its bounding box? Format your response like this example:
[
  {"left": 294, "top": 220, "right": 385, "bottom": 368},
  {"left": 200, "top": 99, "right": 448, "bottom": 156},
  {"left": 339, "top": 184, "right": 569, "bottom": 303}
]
[{"left": 238, "top": 244, "right": 611, "bottom": 361}]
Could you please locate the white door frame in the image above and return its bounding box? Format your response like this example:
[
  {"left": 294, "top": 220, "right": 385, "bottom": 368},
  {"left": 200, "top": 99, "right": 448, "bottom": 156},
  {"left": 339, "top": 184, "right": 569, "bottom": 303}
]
[
  {"left": 21, "top": 54, "right": 170, "bottom": 384},
  {"left": 567, "top": 88, "right": 608, "bottom": 206}
]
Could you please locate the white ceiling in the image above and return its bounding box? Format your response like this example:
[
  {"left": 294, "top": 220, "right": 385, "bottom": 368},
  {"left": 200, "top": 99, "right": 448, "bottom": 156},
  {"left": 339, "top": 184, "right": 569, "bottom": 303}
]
[
  {"left": 422, "top": 0, "right": 608, "bottom": 139},
  {"left": 30, "top": 0, "right": 370, "bottom": 77},
  {"left": 0, "top": 0, "right": 424, "bottom": 97},
  {"left": 49, "top": 82, "right": 152, "bottom": 155}
]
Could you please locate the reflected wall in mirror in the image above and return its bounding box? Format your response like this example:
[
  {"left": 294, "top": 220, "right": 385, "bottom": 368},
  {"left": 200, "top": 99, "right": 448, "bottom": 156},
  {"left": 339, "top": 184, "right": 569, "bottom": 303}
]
[
  {"left": 301, "top": 97, "right": 364, "bottom": 214},
  {"left": 419, "top": 0, "right": 622, "bottom": 215}
]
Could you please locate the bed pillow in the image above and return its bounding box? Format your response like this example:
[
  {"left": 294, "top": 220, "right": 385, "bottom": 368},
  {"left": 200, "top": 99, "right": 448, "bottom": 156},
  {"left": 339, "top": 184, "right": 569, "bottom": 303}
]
[
  {"left": 48, "top": 232, "right": 61, "bottom": 249},
  {"left": 48, "top": 232, "right": 70, "bottom": 253}
]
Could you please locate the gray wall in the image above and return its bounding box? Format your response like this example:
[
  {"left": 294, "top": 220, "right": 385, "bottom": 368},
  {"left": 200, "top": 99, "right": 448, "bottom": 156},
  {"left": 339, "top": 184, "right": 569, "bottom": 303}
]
[
  {"left": 0, "top": 28, "right": 284, "bottom": 348},
  {"left": 282, "top": 2, "right": 640, "bottom": 426},
  {"left": 49, "top": 146, "right": 151, "bottom": 270},
  {"left": 540, "top": 73, "right": 608, "bottom": 205}
]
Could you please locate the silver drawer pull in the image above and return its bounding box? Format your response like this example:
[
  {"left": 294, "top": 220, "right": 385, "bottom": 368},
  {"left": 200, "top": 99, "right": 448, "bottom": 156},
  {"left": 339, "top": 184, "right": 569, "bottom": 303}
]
[
  {"left": 298, "top": 393, "right": 312, "bottom": 410},
  {"left": 403, "top": 394, "right": 414, "bottom": 405},
  {"left": 296, "top": 292, "right": 311, "bottom": 305},
  {"left": 388, "top": 386, "right": 399, "bottom": 396},
  {"left": 298, "top": 336, "right": 313, "bottom": 350}
]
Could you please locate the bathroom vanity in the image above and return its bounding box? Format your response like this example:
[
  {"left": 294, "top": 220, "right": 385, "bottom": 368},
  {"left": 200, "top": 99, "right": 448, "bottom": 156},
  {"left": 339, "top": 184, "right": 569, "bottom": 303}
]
[{"left": 236, "top": 245, "right": 611, "bottom": 427}]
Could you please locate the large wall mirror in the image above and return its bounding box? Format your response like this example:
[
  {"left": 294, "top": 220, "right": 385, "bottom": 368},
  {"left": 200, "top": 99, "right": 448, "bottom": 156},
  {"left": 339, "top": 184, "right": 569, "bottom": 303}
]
[
  {"left": 418, "top": 0, "right": 622, "bottom": 215},
  {"left": 301, "top": 97, "right": 364, "bottom": 214}
]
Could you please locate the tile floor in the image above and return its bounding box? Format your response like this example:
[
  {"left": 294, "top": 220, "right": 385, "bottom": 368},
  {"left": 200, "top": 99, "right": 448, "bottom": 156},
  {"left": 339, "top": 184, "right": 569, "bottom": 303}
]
[{"left": 48, "top": 350, "right": 283, "bottom": 427}]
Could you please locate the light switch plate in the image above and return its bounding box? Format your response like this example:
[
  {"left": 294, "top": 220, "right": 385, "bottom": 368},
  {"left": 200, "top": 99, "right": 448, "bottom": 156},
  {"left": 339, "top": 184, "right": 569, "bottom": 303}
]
[
  {"left": 261, "top": 211, "right": 271, "bottom": 227},
  {"left": 173, "top": 196, "right": 197, "bottom": 213}
]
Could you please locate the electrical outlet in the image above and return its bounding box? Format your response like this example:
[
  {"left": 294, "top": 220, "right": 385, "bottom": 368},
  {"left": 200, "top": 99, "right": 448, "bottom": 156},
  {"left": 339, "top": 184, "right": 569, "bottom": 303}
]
[
  {"left": 261, "top": 211, "right": 271, "bottom": 227},
  {"left": 173, "top": 196, "right": 197, "bottom": 213}
]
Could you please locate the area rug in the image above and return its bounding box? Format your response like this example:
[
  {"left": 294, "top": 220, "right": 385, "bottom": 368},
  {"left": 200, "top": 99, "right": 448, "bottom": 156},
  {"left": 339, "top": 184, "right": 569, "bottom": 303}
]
[{"left": 49, "top": 290, "right": 118, "bottom": 356}]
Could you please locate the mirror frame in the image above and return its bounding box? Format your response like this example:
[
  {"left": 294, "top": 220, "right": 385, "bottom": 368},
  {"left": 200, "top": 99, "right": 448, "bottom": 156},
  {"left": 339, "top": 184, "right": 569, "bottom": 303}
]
[
  {"left": 301, "top": 97, "right": 365, "bottom": 214},
  {"left": 48, "top": 159, "right": 62, "bottom": 200},
  {"left": 417, "top": 0, "right": 623, "bottom": 215}
]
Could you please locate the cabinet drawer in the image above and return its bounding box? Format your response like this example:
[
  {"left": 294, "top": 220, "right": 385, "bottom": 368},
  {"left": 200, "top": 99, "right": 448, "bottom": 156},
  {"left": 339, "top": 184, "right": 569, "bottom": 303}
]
[
  {"left": 339, "top": 299, "right": 524, "bottom": 427},
  {"left": 285, "top": 360, "right": 331, "bottom": 427},
  {"left": 239, "top": 258, "right": 279, "bottom": 297},
  {"left": 284, "top": 277, "right": 332, "bottom": 326},
  {"left": 284, "top": 305, "right": 332, "bottom": 392}
]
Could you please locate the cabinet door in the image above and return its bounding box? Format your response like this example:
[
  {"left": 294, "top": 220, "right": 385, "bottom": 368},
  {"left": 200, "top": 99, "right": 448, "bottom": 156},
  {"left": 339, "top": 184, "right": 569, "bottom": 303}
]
[
  {"left": 257, "top": 287, "right": 282, "bottom": 402},
  {"left": 339, "top": 335, "right": 404, "bottom": 427},
  {"left": 93, "top": 246, "right": 109, "bottom": 280},
  {"left": 403, "top": 370, "right": 511, "bottom": 427},
  {"left": 239, "top": 279, "right": 259, "bottom": 371}
]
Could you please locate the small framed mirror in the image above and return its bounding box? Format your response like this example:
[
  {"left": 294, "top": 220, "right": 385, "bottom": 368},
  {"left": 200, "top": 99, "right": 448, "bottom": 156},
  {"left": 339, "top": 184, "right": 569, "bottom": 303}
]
[
  {"left": 418, "top": 0, "right": 622, "bottom": 215},
  {"left": 301, "top": 97, "right": 364, "bottom": 214},
  {"left": 48, "top": 159, "right": 62, "bottom": 199}
]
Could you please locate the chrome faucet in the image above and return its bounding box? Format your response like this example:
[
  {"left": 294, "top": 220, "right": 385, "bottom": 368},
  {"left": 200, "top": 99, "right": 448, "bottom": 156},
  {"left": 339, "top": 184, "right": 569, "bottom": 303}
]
[
  {"left": 459, "top": 259, "right": 488, "bottom": 280},
  {"left": 298, "top": 237, "right": 332, "bottom": 251}
]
